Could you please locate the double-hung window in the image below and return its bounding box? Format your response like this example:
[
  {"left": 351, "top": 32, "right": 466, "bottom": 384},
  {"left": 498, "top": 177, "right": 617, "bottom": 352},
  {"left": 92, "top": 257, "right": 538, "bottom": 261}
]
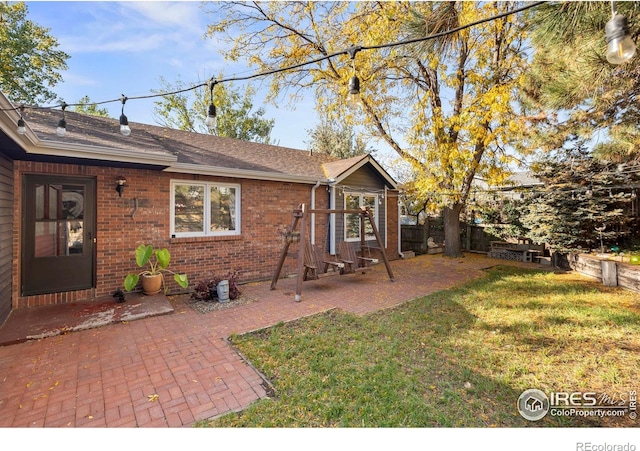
[
  {"left": 344, "top": 192, "right": 378, "bottom": 241},
  {"left": 171, "top": 181, "right": 241, "bottom": 237}
]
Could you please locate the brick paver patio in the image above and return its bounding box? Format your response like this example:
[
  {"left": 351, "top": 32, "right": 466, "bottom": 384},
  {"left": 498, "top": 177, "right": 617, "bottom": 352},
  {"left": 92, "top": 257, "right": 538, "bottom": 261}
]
[{"left": 0, "top": 253, "right": 536, "bottom": 427}]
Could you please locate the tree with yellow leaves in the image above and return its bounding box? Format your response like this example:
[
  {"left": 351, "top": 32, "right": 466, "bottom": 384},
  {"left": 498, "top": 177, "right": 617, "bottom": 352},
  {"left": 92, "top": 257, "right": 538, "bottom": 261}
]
[{"left": 205, "top": 1, "right": 531, "bottom": 257}]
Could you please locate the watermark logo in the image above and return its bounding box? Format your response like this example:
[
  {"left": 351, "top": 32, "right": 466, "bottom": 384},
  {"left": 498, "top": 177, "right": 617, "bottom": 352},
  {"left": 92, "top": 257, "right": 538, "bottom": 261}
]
[
  {"left": 517, "top": 388, "right": 550, "bottom": 421},
  {"left": 518, "top": 389, "right": 637, "bottom": 421},
  {"left": 576, "top": 443, "right": 636, "bottom": 451}
]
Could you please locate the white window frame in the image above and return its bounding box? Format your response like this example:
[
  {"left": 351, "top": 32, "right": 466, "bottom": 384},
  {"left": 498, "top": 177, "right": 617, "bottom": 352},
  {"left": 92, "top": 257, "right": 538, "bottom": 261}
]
[
  {"left": 343, "top": 192, "right": 379, "bottom": 242},
  {"left": 170, "top": 180, "right": 241, "bottom": 238}
]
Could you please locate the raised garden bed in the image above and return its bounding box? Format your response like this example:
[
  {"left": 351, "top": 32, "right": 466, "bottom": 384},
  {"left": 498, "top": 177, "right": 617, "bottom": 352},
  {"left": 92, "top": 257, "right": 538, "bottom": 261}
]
[{"left": 568, "top": 253, "right": 640, "bottom": 293}]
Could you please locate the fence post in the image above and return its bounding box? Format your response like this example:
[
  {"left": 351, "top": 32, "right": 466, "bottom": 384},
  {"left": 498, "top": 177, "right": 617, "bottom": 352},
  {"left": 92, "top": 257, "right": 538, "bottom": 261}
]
[{"left": 601, "top": 261, "right": 618, "bottom": 287}]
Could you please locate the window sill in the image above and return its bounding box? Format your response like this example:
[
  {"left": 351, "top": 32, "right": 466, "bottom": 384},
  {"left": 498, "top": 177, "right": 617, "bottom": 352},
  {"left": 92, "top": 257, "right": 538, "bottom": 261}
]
[{"left": 170, "top": 235, "right": 242, "bottom": 244}]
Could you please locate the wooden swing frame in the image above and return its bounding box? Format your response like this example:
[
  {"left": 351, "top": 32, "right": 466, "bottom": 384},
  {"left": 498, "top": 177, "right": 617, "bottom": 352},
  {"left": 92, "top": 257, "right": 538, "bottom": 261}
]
[{"left": 271, "top": 203, "right": 395, "bottom": 302}]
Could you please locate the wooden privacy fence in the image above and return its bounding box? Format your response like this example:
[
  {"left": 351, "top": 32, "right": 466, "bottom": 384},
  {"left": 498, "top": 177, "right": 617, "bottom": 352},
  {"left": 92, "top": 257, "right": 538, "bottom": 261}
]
[{"left": 401, "top": 223, "right": 503, "bottom": 254}]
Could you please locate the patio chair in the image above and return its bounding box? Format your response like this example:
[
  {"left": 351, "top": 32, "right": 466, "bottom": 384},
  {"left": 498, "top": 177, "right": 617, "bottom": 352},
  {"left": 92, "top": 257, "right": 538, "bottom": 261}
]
[{"left": 337, "top": 241, "right": 378, "bottom": 275}]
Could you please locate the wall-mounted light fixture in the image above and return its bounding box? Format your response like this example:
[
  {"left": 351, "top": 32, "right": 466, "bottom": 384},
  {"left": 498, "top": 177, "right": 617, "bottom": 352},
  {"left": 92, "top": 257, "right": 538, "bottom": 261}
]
[{"left": 116, "top": 176, "right": 127, "bottom": 197}]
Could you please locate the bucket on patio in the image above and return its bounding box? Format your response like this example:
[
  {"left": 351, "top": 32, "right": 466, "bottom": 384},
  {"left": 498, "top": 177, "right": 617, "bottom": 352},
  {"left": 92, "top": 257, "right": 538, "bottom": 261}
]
[{"left": 217, "top": 280, "right": 230, "bottom": 303}]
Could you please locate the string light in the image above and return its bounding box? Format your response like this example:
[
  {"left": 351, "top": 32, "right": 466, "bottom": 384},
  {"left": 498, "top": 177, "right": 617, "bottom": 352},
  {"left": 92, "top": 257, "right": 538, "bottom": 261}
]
[
  {"left": 205, "top": 81, "right": 217, "bottom": 134},
  {"left": 56, "top": 103, "right": 67, "bottom": 137},
  {"left": 346, "top": 46, "right": 362, "bottom": 108},
  {"left": 585, "top": 186, "right": 594, "bottom": 198},
  {"left": 16, "top": 106, "right": 26, "bottom": 135},
  {"left": 0, "top": 2, "right": 555, "bottom": 134},
  {"left": 119, "top": 95, "right": 131, "bottom": 136},
  {"left": 605, "top": 1, "right": 637, "bottom": 65}
]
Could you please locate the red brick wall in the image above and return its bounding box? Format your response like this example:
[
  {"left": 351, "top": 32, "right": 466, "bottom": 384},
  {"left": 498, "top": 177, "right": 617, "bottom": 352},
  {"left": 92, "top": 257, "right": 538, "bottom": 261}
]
[{"left": 13, "top": 161, "right": 398, "bottom": 308}]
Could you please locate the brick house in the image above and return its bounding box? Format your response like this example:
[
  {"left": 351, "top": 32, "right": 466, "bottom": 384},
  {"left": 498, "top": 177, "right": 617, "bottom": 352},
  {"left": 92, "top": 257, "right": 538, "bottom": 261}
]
[{"left": 0, "top": 92, "right": 399, "bottom": 325}]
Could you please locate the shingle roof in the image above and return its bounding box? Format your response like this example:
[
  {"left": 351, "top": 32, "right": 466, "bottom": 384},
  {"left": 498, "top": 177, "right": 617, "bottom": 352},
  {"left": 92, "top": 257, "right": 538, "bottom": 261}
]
[
  {"left": 323, "top": 154, "right": 368, "bottom": 179},
  {"left": 23, "top": 108, "right": 171, "bottom": 159},
  {"left": 15, "top": 106, "right": 398, "bottom": 187},
  {"left": 133, "top": 122, "right": 334, "bottom": 179},
  {"left": 21, "top": 108, "right": 336, "bottom": 180}
]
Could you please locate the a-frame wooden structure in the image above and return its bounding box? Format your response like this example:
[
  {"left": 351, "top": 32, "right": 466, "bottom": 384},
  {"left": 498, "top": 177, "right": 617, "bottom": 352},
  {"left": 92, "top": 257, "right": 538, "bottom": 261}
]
[{"left": 271, "top": 203, "right": 395, "bottom": 302}]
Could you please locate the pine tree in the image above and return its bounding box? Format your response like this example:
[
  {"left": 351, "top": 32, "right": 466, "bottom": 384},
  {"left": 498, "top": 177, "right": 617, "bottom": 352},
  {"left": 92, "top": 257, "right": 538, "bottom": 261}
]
[{"left": 522, "top": 147, "right": 639, "bottom": 253}]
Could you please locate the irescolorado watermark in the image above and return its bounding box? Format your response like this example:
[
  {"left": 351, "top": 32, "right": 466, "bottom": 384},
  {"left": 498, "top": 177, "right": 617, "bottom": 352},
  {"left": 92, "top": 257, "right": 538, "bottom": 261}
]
[{"left": 517, "top": 388, "right": 637, "bottom": 421}]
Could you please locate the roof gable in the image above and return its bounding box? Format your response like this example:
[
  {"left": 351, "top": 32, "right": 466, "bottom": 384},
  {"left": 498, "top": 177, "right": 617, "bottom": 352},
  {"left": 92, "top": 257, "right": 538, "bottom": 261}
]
[{"left": 324, "top": 154, "right": 397, "bottom": 189}]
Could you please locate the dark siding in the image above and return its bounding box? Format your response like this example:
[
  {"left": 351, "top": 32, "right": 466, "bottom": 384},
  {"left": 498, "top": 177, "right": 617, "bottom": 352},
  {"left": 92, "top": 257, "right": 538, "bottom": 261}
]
[
  {"left": 336, "top": 163, "right": 388, "bottom": 248},
  {"left": 0, "top": 154, "right": 13, "bottom": 324}
]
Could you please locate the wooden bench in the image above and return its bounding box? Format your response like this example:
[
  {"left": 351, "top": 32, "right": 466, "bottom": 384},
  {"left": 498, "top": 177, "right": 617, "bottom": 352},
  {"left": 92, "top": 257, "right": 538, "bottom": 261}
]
[
  {"left": 302, "top": 242, "right": 344, "bottom": 281},
  {"left": 337, "top": 241, "right": 378, "bottom": 275}
]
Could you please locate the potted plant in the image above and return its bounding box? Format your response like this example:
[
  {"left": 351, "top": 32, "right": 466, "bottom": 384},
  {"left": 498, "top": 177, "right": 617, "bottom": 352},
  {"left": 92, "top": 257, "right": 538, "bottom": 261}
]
[{"left": 123, "top": 244, "right": 189, "bottom": 295}]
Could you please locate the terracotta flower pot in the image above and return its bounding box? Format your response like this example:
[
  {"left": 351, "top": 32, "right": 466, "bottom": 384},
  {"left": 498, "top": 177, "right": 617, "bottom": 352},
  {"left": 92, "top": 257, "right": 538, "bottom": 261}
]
[{"left": 141, "top": 273, "right": 163, "bottom": 295}]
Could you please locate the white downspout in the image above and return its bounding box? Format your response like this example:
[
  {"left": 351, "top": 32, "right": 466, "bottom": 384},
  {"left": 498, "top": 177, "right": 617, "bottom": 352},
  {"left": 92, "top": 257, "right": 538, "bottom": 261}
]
[
  {"left": 384, "top": 186, "right": 388, "bottom": 250},
  {"left": 330, "top": 184, "right": 336, "bottom": 255},
  {"left": 310, "top": 180, "right": 321, "bottom": 244},
  {"left": 397, "top": 190, "right": 402, "bottom": 258}
]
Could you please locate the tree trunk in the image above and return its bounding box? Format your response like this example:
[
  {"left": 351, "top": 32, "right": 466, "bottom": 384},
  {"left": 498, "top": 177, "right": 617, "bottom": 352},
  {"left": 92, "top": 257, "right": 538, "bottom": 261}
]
[{"left": 443, "top": 203, "right": 464, "bottom": 258}]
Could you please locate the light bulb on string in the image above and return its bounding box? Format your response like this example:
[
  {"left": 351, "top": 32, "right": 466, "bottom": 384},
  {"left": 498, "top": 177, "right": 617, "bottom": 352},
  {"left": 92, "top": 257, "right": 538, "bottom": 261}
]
[
  {"left": 205, "top": 81, "right": 217, "bottom": 134},
  {"left": 346, "top": 46, "right": 362, "bottom": 108},
  {"left": 605, "top": 2, "right": 636, "bottom": 64},
  {"left": 119, "top": 95, "right": 131, "bottom": 136},
  {"left": 56, "top": 103, "right": 67, "bottom": 137},
  {"left": 347, "top": 75, "right": 360, "bottom": 109},
  {"left": 586, "top": 186, "right": 593, "bottom": 198},
  {"left": 17, "top": 106, "right": 26, "bottom": 135}
]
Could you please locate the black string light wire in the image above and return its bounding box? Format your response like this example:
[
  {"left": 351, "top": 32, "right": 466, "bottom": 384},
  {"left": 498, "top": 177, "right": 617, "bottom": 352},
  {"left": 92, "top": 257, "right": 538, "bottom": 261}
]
[{"left": 1, "top": 2, "right": 574, "bottom": 136}]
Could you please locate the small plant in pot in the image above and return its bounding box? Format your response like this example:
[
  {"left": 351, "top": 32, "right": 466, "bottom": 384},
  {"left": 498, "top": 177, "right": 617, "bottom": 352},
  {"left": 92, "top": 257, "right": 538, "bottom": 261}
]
[
  {"left": 191, "top": 270, "right": 241, "bottom": 302},
  {"left": 123, "top": 244, "right": 189, "bottom": 295}
]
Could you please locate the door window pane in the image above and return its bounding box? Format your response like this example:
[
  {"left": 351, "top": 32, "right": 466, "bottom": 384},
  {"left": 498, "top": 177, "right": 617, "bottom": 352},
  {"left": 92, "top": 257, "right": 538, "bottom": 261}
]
[
  {"left": 35, "top": 222, "right": 57, "bottom": 257},
  {"left": 34, "top": 185, "right": 85, "bottom": 256},
  {"left": 61, "top": 187, "right": 84, "bottom": 219}
]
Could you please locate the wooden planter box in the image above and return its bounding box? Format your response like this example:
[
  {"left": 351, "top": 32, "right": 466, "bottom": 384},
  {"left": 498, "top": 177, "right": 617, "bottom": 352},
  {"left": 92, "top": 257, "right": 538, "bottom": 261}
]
[{"left": 568, "top": 253, "right": 640, "bottom": 292}]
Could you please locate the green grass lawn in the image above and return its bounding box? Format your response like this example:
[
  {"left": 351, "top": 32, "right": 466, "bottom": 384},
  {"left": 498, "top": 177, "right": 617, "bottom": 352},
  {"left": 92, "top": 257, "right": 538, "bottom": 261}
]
[{"left": 199, "top": 265, "right": 640, "bottom": 427}]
